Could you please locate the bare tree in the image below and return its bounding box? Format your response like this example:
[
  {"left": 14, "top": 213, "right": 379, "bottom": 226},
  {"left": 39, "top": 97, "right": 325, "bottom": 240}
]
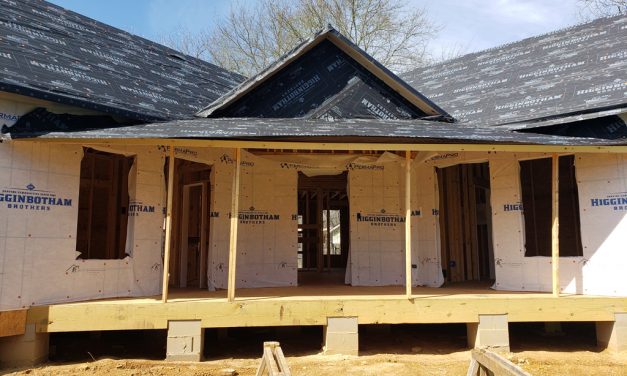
[
  {"left": 577, "top": 0, "right": 626, "bottom": 19},
  {"left": 163, "top": 0, "right": 439, "bottom": 77},
  {"left": 160, "top": 28, "right": 213, "bottom": 61}
]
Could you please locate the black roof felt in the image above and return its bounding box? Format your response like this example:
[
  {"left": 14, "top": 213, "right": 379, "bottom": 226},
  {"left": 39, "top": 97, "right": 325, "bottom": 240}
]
[
  {"left": 6, "top": 115, "right": 625, "bottom": 146},
  {"left": 401, "top": 14, "right": 627, "bottom": 128},
  {"left": 0, "top": 0, "right": 244, "bottom": 121},
  {"left": 197, "top": 27, "right": 451, "bottom": 121}
]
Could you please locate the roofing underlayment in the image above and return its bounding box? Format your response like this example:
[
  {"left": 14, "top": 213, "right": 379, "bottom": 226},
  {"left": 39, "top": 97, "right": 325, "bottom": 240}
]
[
  {"left": 197, "top": 27, "right": 451, "bottom": 121},
  {"left": 0, "top": 0, "right": 244, "bottom": 121},
  {"left": 8, "top": 113, "right": 624, "bottom": 146},
  {"left": 401, "top": 14, "right": 627, "bottom": 129},
  {"left": 0, "top": 1, "right": 626, "bottom": 144}
]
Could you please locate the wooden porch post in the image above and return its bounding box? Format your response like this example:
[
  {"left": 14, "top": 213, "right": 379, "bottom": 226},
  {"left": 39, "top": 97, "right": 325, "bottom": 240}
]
[
  {"left": 227, "top": 148, "right": 242, "bottom": 302},
  {"left": 405, "top": 151, "right": 412, "bottom": 299},
  {"left": 162, "top": 145, "right": 175, "bottom": 303},
  {"left": 551, "top": 153, "right": 560, "bottom": 297}
]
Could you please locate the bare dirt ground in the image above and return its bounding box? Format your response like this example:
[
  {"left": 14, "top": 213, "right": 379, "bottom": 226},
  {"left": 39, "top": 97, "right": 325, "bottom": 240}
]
[
  {"left": 3, "top": 323, "right": 626, "bottom": 375},
  {"left": 4, "top": 350, "right": 627, "bottom": 376}
]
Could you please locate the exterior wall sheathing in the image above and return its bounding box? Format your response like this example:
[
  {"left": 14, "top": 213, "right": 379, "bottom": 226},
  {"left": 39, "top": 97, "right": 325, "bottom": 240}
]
[{"left": 1, "top": 136, "right": 627, "bottom": 310}]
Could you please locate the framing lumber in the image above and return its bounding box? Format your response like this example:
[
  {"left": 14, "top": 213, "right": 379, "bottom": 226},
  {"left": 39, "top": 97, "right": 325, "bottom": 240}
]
[
  {"left": 21, "top": 138, "right": 627, "bottom": 154},
  {"left": 25, "top": 288, "right": 627, "bottom": 333},
  {"left": 227, "top": 148, "right": 242, "bottom": 302},
  {"left": 200, "top": 182, "right": 208, "bottom": 289},
  {"left": 469, "top": 349, "right": 531, "bottom": 376},
  {"left": 551, "top": 153, "right": 560, "bottom": 297},
  {"left": 162, "top": 146, "right": 175, "bottom": 303},
  {"left": 326, "top": 193, "right": 331, "bottom": 271},
  {"left": 405, "top": 151, "right": 412, "bottom": 298}
]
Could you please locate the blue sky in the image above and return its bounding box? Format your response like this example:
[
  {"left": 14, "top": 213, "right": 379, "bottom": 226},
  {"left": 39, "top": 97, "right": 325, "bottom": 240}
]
[{"left": 48, "top": 0, "right": 584, "bottom": 58}]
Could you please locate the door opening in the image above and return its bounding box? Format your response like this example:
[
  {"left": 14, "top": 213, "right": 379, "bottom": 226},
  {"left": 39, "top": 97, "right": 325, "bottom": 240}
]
[
  {"left": 297, "top": 172, "right": 349, "bottom": 285},
  {"left": 437, "top": 163, "right": 495, "bottom": 283},
  {"left": 166, "top": 158, "right": 211, "bottom": 289}
]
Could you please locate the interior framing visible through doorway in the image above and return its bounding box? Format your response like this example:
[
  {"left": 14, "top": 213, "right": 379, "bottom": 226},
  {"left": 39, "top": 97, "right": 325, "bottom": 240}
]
[
  {"left": 166, "top": 157, "right": 212, "bottom": 289},
  {"left": 437, "top": 162, "right": 495, "bottom": 283},
  {"left": 297, "top": 172, "right": 349, "bottom": 285}
]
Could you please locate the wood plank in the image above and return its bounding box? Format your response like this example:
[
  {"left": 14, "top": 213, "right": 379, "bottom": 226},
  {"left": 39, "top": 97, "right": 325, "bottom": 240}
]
[
  {"left": 264, "top": 346, "right": 280, "bottom": 375},
  {"left": 405, "top": 151, "right": 412, "bottom": 298},
  {"left": 471, "top": 349, "right": 531, "bottom": 376},
  {"left": 0, "top": 309, "right": 27, "bottom": 337},
  {"left": 551, "top": 154, "right": 560, "bottom": 297},
  {"left": 24, "top": 138, "right": 627, "bottom": 154},
  {"left": 25, "top": 291, "right": 627, "bottom": 333},
  {"left": 227, "top": 148, "right": 242, "bottom": 302},
  {"left": 162, "top": 146, "right": 175, "bottom": 303}
]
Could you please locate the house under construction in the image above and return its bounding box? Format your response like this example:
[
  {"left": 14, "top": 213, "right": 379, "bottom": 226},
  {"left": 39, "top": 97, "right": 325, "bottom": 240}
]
[{"left": 0, "top": 0, "right": 626, "bottom": 365}]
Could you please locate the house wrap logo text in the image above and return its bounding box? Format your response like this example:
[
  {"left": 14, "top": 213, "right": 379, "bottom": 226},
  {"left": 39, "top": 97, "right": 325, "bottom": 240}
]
[{"left": 0, "top": 184, "right": 72, "bottom": 211}]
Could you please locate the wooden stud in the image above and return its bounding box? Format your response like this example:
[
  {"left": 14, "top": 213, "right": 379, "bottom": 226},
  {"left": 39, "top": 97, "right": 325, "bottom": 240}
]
[
  {"left": 227, "top": 148, "right": 242, "bottom": 302},
  {"left": 405, "top": 151, "right": 412, "bottom": 298},
  {"left": 326, "top": 192, "right": 331, "bottom": 271},
  {"left": 200, "top": 182, "right": 208, "bottom": 289},
  {"left": 551, "top": 153, "right": 560, "bottom": 297},
  {"left": 316, "top": 188, "right": 323, "bottom": 273},
  {"left": 162, "top": 146, "right": 175, "bottom": 303},
  {"left": 180, "top": 185, "right": 191, "bottom": 287}
]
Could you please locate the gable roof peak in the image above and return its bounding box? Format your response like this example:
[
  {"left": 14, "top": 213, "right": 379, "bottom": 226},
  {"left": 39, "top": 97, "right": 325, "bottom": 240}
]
[{"left": 196, "top": 27, "right": 452, "bottom": 121}]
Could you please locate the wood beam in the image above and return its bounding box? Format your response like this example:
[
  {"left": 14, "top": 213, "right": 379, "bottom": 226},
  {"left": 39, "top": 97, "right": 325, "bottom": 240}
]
[
  {"left": 26, "top": 293, "right": 627, "bottom": 333},
  {"left": 162, "top": 146, "right": 175, "bottom": 303},
  {"left": 405, "top": 151, "right": 412, "bottom": 298},
  {"left": 20, "top": 138, "right": 627, "bottom": 154},
  {"left": 551, "top": 153, "right": 560, "bottom": 297},
  {"left": 227, "top": 148, "right": 242, "bottom": 302}
]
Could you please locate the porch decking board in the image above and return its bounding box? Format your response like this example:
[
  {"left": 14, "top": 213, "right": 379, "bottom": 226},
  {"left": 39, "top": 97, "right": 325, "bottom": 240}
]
[{"left": 25, "top": 285, "right": 627, "bottom": 333}]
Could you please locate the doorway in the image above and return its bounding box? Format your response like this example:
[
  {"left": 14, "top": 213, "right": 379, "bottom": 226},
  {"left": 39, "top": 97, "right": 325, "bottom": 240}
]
[
  {"left": 297, "top": 172, "right": 349, "bottom": 285},
  {"left": 166, "top": 158, "right": 212, "bottom": 289},
  {"left": 437, "top": 163, "right": 495, "bottom": 283}
]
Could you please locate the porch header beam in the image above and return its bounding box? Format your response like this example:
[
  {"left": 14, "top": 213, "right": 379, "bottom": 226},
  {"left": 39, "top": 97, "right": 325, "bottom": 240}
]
[{"left": 17, "top": 138, "right": 627, "bottom": 154}]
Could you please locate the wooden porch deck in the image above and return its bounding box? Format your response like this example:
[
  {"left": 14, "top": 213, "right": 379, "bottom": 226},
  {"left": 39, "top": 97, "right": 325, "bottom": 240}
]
[{"left": 25, "top": 283, "right": 627, "bottom": 334}]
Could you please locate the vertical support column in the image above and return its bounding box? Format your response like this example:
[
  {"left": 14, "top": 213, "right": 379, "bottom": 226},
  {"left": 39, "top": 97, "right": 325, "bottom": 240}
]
[
  {"left": 597, "top": 312, "right": 627, "bottom": 352},
  {"left": 162, "top": 145, "right": 175, "bottom": 303},
  {"left": 326, "top": 192, "right": 331, "bottom": 272},
  {"left": 166, "top": 320, "right": 203, "bottom": 361},
  {"left": 405, "top": 151, "right": 412, "bottom": 299},
  {"left": 0, "top": 324, "right": 49, "bottom": 367},
  {"left": 323, "top": 317, "right": 358, "bottom": 356},
  {"left": 466, "top": 314, "right": 510, "bottom": 352},
  {"left": 551, "top": 153, "right": 560, "bottom": 297},
  {"left": 227, "top": 148, "right": 241, "bottom": 302}
]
